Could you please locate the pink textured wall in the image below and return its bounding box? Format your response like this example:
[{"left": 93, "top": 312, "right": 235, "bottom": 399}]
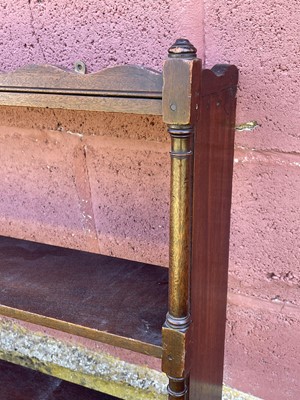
[
  {"left": 203, "top": 1, "right": 300, "bottom": 399},
  {"left": 0, "top": 1, "right": 204, "bottom": 71},
  {"left": 0, "top": 1, "right": 299, "bottom": 400}
]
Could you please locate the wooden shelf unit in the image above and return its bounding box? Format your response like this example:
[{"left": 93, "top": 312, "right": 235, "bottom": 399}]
[{"left": 0, "top": 39, "right": 238, "bottom": 400}]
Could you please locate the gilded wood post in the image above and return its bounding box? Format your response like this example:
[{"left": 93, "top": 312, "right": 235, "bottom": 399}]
[{"left": 162, "top": 39, "right": 201, "bottom": 399}]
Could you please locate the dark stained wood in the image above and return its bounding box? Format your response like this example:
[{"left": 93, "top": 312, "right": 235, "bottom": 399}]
[
  {"left": 189, "top": 65, "right": 238, "bottom": 400},
  {"left": 0, "top": 64, "right": 163, "bottom": 97},
  {"left": 0, "top": 236, "right": 168, "bottom": 358},
  {"left": 162, "top": 38, "right": 202, "bottom": 400},
  {"left": 162, "top": 58, "right": 201, "bottom": 125},
  {"left": 0, "top": 360, "right": 117, "bottom": 400},
  {"left": 0, "top": 46, "right": 239, "bottom": 399},
  {"left": 201, "top": 65, "right": 238, "bottom": 96},
  {"left": 0, "top": 64, "right": 163, "bottom": 115}
]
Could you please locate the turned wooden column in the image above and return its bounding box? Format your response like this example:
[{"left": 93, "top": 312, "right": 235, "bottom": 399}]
[{"left": 162, "top": 39, "right": 201, "bottom": 400}]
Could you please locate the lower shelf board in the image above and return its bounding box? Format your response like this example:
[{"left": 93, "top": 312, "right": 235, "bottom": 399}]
[
  {"left": 0, "top": 235, "right": 168, "bottom": 357},
  {"left": 0, "top": 359, "right": 118, "bottom": 400}
]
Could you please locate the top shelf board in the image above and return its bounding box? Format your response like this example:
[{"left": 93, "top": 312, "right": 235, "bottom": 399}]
[
  {"left": 0, "top": 63, "right": 238, "bottom": 115},
  {"left": 0, "top": 65, "right": 163, "bottom": 115}
]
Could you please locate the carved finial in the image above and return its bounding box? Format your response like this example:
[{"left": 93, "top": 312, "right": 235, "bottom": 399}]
[{"left": 168, "top": 38, "right": 197, "bottom": 59}]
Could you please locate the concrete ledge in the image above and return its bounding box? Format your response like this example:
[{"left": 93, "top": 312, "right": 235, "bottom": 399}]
[
  {"left": 0, "top": 317, "right": 167, "bottom": 400},
  {"left": 0, "top": 316, "right": 262, "bottom": 400}
]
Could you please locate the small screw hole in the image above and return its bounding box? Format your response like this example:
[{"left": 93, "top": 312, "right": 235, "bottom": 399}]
[{"left": 74, "top": 61, "right": 86, "bottom": 74}]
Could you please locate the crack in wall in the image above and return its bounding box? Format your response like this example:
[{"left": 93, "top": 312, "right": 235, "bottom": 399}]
[
  {"left": 72, "top": 143, "right": 101, "bottom": 254},
  {"left": 234, "top": 145, "right": 300, "bottom": 158},
  {"left": 228, "top": 292, "right": 300, "bottom": 318},
  {"left": 82, "top": 144, "right": 102, "bottom": 251},
  {"left": 0, "top": 318, "right": 168, "bottom": 397}
]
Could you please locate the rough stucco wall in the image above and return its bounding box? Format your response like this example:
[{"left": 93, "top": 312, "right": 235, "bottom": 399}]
[
  {"left": 0, "top": 116, "right": 170, "bottom": 266},
  {"left": 0, "top": 1, "right": 299, "bottom": 400},
  {"left": 204, "top": 0, "right": 300, "bottom": 400},
  {"left": 204, "top": 0, "right": 299, "bottom": 152},
  {"left": 0, "top": 0, "right": 204, "bottom": 266},
  {"left": 203, "top": 1, "right": 300, "bottom": 399},
  {"left": 0, "top": 1, "right": 204, "bottom": 71}
]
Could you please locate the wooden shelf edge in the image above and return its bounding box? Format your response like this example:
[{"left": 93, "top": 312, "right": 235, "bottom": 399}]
[
  {"left": 0, "top": 64, "right": 163, "bottom": 96},
  {"left": 0, "top": 93, "right": 162, "bottom": 115},
  {"left": 0, "top": 305, "right": 162, "bottom": 359},
  {"left": 0, "top": 236, "right": 168, "bottom": 357}
]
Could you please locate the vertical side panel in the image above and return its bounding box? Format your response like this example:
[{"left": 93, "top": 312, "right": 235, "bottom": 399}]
[{"left": 189, "top": 66, "right": 238, "bottom": 400}]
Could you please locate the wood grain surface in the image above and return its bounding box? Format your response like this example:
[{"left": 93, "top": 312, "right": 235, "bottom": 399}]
[
  {"left": 0, "top": 64, "right": 163, "bottom": 114},
  {"left": 0, "top": 65, "right": 163, "bottom": 97},
  {"left": 0, "top": 236, "right": 168, "bottom": 357},
  {"left": 189, "top": 65, "right": 238, "bottom": 400}
]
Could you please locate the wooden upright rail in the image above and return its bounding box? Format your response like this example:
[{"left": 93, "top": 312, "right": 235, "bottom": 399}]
[{"left": 161, "top": 39, "right": 201, "bottom": 399}]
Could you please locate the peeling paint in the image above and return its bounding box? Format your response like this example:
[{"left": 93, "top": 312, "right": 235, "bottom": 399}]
[
  {"left": 235, "top": 121, "right": 260, "bottom": 132},
  {"left": 66, "top": 130, "right": 84, "bottom": 138}
]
